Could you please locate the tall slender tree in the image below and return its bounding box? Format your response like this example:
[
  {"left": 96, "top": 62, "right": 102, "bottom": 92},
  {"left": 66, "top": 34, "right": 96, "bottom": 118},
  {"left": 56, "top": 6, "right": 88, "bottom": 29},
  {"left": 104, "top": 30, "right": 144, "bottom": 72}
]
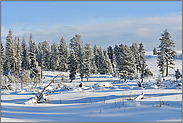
[
  {"left": 157, "top": 29, "right": 177, "bottom": 76},
  {"left": 1, "top": 40, "right": 5, "bottom": 74},
  {"left": 68, "top": 49, "right": 78, "bottom": 82},
  {"left": 84, "top": 43, "right": 93, "bottom": 81},
  {"left": 59, "top": 37, "right": 69, "bottom": 72},
  {"left": 21, "top": 36, "right": 30, "bottom": 70}
]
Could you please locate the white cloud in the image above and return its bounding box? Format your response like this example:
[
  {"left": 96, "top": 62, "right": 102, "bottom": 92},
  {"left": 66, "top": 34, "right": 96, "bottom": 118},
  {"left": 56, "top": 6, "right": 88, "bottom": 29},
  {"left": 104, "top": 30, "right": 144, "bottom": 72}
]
[{"left": 1, "top": 14, "right": 181, "bottom": 51}]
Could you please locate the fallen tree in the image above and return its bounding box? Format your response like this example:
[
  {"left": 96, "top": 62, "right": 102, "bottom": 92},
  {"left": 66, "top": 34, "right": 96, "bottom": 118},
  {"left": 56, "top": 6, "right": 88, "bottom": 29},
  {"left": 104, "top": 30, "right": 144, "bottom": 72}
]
[{"left": 36, "top": 73, "right": 64, "bottom": 103}]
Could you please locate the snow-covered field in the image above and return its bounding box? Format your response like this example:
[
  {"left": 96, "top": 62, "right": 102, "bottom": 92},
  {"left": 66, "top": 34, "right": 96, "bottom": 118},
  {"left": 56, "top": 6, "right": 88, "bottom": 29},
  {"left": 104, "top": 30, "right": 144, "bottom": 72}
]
[{"left": 1, "top": 56, "right": 182, "bottom": 122}]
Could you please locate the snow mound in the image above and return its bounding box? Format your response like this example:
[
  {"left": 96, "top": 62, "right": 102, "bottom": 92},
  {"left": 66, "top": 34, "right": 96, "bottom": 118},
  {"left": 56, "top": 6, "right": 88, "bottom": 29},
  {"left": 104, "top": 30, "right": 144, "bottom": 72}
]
[
  {"left": 24, "top": 96, "right": 37, "bottom": 104},
  {"left": 93, "top": 82, "right": 113, "bottom": 88},
  {"left": 134, "top": 92, "right": 144, "bottom": 101}
]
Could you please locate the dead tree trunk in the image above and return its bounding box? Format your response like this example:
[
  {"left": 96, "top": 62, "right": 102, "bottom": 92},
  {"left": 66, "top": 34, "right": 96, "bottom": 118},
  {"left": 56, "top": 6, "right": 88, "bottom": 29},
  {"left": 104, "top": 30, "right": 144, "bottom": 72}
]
[{"left": 37, "top": 73, "right": 63, "bottom": 103}]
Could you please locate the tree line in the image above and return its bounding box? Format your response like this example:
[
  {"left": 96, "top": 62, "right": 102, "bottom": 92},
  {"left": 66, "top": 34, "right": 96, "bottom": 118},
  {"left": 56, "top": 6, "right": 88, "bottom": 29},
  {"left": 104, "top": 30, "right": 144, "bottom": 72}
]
[{"left": 0, "top": 28, "right": 178, "bottom": 86}]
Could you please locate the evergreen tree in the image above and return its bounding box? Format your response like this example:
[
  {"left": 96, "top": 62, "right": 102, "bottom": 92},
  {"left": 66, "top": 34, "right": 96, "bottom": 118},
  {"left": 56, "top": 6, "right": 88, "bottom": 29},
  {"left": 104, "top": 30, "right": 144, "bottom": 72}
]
[
  {"left": 98, "top": 47, "right": 105, "bottom": 74},
  {"left": 131, "top": 42, "right": 140, "bottom": 73},
  {"left": 0, "top": 40, "right": 5, "bottom": 74},
  {"left": 138, "top": 43, "right": 147, "bottom": 83},
  {"left": 29, "top": 34, "right": 36, "bottom": 69},
  {"left": 91, "top": 59, "right": 98, "bottom": 74},
  {"left": 157, "top": 29, "right": 177, "bottom": 76},
  {"left": 58, "top": 37, "right": 69, "bottom": 72},
  {"left": 21, "top": 36, "right": 30, "bottom": 70},
  {"left": 69, "top": 34, "right": 82, "bottom": 62},
  {"left": 153, "top": 47, "right": 157, "bottom": 55},
  {"left": 78, "top": 43, "right": 85, "bottom": 82},
  {"left": 107, "top": 46, "right": 114, "bottom": 65},
  {"left": 68, "top": 49, "right": 78, "bottom": 82},
  {"left": 93, "top": 45, "right": 100, "bottom": 72},
  {"left": 118, "top": 44, "right": 136, "bottom": 81},
  {"left": 42, "top": 40, "right": 51, "bottom": 70},
  {"left": 100, "top": 49, "right": 113, "bottom": 74},
  {"left": 157, "top": 49, "right": 166, "bottom": 77},
  {"left": 50, "top": 42, "right": 59, "bottom": 70},
  {"left": 84, "top": 43, "right": 93, "bottom": 81},
  {"left": 37, "top": 42, "right": 43, "bottom": 67},
  {"left": 5, "top": 28, "right": 17, "bottom": 73},
  {"left": 16, "top": 37, "right": 22, "bottom": 74}
]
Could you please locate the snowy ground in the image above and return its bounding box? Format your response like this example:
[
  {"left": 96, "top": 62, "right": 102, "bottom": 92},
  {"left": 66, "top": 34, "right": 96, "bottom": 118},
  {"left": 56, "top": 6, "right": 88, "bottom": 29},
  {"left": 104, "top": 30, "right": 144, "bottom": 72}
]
[{"left": 1, "top": 55, "right": 182, "bottom": 122}]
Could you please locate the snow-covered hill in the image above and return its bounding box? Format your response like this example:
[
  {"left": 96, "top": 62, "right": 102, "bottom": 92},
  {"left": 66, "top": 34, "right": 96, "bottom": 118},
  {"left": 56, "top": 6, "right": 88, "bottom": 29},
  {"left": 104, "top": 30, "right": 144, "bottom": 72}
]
[{"left": 1, "top": 57, "right": 182, "bottom": 122}]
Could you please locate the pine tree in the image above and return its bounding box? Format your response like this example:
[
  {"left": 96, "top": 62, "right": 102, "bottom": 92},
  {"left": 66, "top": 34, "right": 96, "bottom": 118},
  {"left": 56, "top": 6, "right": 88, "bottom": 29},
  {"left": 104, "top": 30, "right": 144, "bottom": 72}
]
[
  {"left": 101, "top": 49, "right": 113, "bottom": 74},
  {"left": 107, "top": 46, "right": 114, "bottom": 65},
  {"left": 68, "top": 49, "right": 78, "bottom": 82},
  {"left": 29, "top": 34, "right": 37, "bottom": 69},
  {"left": 42, "top": 40, "right": 51, "bottom": 70},
  {"left": 78, "top": 43, "right": 85, "bottom": 82},
  {"left": 5, "top": 28, "right": 17, "bottom": 73},
  {"left": 138, "top": 43, "right": 147, "bottom": 83},
  {"left": 70, "top": 34, "right": 82, "bottom": 62},
  {"left": 118, "top": 44, "right": 136, "bottom": 81},
  {"left": 91, "top": 58, "right": 98, "bottom": 74},
  {"left": 58, "top": 37, "right": 69, "bottom": 72},
  {"left": 93, "top": 45, "right": 100, "bottom": 72},
  {"left": 153, "top": 47, "right": 157, "bottom": 55},
  {"left": 131, "top": 42, "right": 140, "bottom": 73},
  {"left": 0, "top": 40, "right": 5, "bottom": 74},
  {"left": 16, "top": 37, "right": 22, "bottom": 74},
  {"left": 157, "top": 29, "right": 177, "bottom": 76},
  {"left": 84, "top": 43, "right": 93, "bottom": 81},
  {"left": 37, "top": 42, "right": 43, "bottom": 67},
  {"left": 157, "top": 49, "right": 166, "bottom": 77},
  {"left": 21, "top": 36, "right": 30, "bottom": 70},
  {"left": 50, "top": 42, "right": 59, "bottom": 71},
  {"left": 98, "top": 47, "right": 105, "bottom": 74}
]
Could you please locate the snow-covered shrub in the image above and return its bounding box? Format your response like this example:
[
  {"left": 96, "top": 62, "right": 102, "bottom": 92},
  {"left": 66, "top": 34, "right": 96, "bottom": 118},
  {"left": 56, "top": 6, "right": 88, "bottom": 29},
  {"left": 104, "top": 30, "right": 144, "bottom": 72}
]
[{"left": 175, "top": 68, "right": 181, "bottom": 81}]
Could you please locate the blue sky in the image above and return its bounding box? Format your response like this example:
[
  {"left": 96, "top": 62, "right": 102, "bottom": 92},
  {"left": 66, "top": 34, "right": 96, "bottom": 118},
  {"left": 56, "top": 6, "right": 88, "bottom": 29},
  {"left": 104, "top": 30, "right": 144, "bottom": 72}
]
[{"left": 1, "top": 1, "right": 182, "bottom": 51}]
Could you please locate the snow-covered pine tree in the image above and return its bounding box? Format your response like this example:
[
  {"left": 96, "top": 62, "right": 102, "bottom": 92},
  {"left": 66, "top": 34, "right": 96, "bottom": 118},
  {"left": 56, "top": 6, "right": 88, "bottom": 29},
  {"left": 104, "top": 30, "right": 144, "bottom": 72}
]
[
  {"left": 5, "top": 28, "right": 17, "bottom": 73},
  {"left": 153, "top": 47, "right": 157, "bottom": 55},
  {"left": 16, "top": 37, "right": 22, "bottom": 74},
  {"left": 21, "top": 36, "right": 30, "bottom": 70},
  {"left": 68, "top": 49, "right": 78, "bottom": 82},
  {"left": 118, "top": 44, "right": 136, "bottom": 81},
  {"left": 91, "top": 58, "right": 98, "bottom": 74},
  {"left": 0, "top": 40, "right": 5, "bottom": 74},
  {"left": 101, "top": 49, "right": 113, "bottom": 74},
  {"left": 138, "top": 43, "right": 148, "bottom": 83},
  {"left": 157, "top": 29, "right": 177, "bottom": 76},
  {"left": 98, "top": 47, "right": 105, "bottom": 74},
  {"left": 131, "top": 42, "right": 140, "bottom": 73},
  {"left": 78, "top": 43, "right": 85, "bottom": 82},
  {"left": 42, "top": 40, "right": 51, "bottom": 70},
  {"left": 29, "top": 34, "right": 37, "bottom": 69},
  {"left": 50, "top": 42, "right": 59, "bottom": 71},
  {"left": 107, "top": 46, "right": 114, "bottom": 66},
  {"left": 69, "top": 34, "right": 82, "bottom": 63},
  {"left": 84, "top": 43, "right": 93, "bottom": 81},
  {"left": 58, "top": 37, "right": 69, "bottom": 72},
  {"left": 175, "top": 68, "right": 181, "bottom": 81},
  {"left": 93, "top": 44, "right": 100, "bottom": 72},
  {"left": 37, "top": 42, "right": 43, "bottom": 67},
  {"left": 157, "top": 49, "right": 166, "bottom": 77}
]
